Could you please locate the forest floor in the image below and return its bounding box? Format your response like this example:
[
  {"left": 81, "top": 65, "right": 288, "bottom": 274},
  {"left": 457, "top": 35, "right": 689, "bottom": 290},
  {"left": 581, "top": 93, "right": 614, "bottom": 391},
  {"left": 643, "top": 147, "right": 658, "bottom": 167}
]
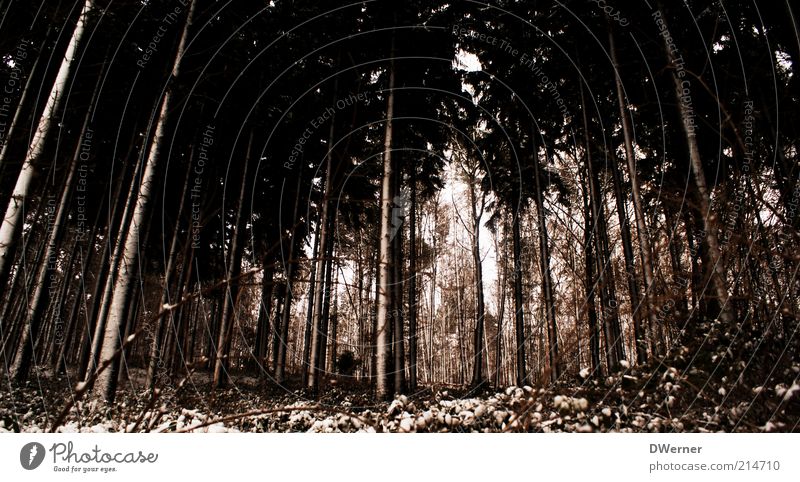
[{"left": 2, "top": 320, "right": 798, "bottom": 432}]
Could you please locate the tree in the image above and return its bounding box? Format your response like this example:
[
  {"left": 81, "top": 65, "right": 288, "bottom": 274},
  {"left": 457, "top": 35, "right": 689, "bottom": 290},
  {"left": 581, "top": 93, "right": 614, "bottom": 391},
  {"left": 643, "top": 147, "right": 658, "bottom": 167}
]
[
  {"left": 655, "top": 6, "right": 734, "bottom": 326},
  {"left": 9, "top": 58, "right": 103, "bottom": 382},
  {"left": 375, "top": 39, "right": 396, "bottom": 400},
  {"left": 94, "top": 0, "right": 195, "bottom": 402},
  {"left": 0, "top": 0, "right": 93, "bottom": 303},
  {"left": 213, "top": 131, "right": 253, "bottom": 389},
  {"left": 608, "top": 22, "right": 660, "bottom": 360}
]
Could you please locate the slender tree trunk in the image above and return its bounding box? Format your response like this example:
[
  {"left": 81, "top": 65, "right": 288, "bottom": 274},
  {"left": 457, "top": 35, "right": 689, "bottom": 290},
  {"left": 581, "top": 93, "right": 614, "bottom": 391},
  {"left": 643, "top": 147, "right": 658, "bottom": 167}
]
[
  {"left": 85, "top": 152, "right": 140, "bottom": 383},
  {"left": 532, "top": 142, "right": 561, "bottom": 382},
  {"left": 270, "top": 284, "right": 285, "bottom": 371},
  {"left": 254, "top": 264, "right": 274, "bottom": 371},
  {"left": 493, "top": 220, "right": 507, "bottom": 387},
  {"left": 607, "top": 150, "right": 647, "bottom": 360},
  {"left": 657, "top": 8, "right": 734, "bottom": 325},
  {"left": 328, "top": 288, "right": 339, "bottom": 374},
  {"left": 407, "top": 167, "right": 418, "bottom": 391},
  {"left": 213, "top": 130, "right": 253, "bottom": 389},
  {"left": 9, "top": 68, "right": 100, "bottom": 381},
  {"left": 609, "top": 23, "right": 659, "bottom": 359},
  {"left": 301, "top": 226, "right": 320, "bottom": 386},
  {"left": 356, "top": 232, "right": 367, "bottom": 379},
  {"left": 0, "top": 0, "right": 92, "bottom": 304},
  {"left": 428, "top": 198, "right": 438, "bottom": 384},
  {"left": 391, "top": 165, "right": 405, "bottom": 394},
  {"left": 146, "top": 155, "right": 192, "bottom": 389},
  {"left": 48, "top": 235, "right": 80, "bottom": 372},
  {"left": 683, "top": 207, "right": 704, "bottom": 315},
  {"left": 275, "top": 172, "right": 304, "bottom": 383},
  {"left": 316, "top": 210, "right": 335, "bottom": 377},
  {"left": 581, "top": 167, "right": 602, "bottom": 375},
  {"left": 94, "top": 0, "right": 195, "bottom": 402},
  {"left": 78, "top": 125, "right": 138, "bottom": 380},
  {"left": 55, "top": 215, "right": 100, "bottom": 375},
  {"left": 307, "top": 121, "right": 336, "bottom": 392},
  {"left": 467, "top": 168, "right": 486, "bottom": 387},
  {"left": 511, "top": 207, "right": 527, "bottom": 386},
  {"left": 375, "top": 40, "right": 396, "bottom": 399},
  {"left": 664, "top": 206, "right": 690, "bottom": 319},
  {"left": 580, "top": 82, "right": 622, "bottom": 371}
]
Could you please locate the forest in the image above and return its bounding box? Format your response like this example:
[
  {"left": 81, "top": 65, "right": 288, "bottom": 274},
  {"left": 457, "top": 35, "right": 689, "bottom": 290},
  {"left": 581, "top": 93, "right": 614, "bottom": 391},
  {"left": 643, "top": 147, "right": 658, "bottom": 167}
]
[{"left": 0, "top": 0, "right": 798, "bottom": 433}]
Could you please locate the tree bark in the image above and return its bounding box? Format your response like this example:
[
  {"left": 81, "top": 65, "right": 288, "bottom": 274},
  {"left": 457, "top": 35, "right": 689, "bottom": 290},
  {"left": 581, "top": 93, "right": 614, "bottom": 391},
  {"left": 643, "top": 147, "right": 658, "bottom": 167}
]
[
  {"left": 307, "top": 105, "right": 337, "bottom": 392},
  {"left": 94, "top": 0, "right": 195, "bottom": 403},
  {"left": 275, "top": 170, "right": 304, "bottom": 383},
  {"left": 531, "top": 140, "right": 561, "bottom": 383},
  {"left": 657, "top": 9, "right": 734, "bottom": 325},
  {"left": 466, "top": 165, "right": 486, "bottom": 387},
  {"left": 146, "top": 152, "right": 193, "bottom": 389},
  {"left": 0, "top": 0, "right": 93, "bottom": 304},
  {"left": 609, "top": 23, "right": 660, "bottom": 359},
  {"left": 391, "top": 165, "right": 405, "bottom": 394},
  {"left": 580, "top": 83, "right": 623, "bottom": 371},
  {"left": 301, "top": 225, "right": 320, "bottom": 386},
  {"left": 9, "top": 64, "right": 100, "bottom": 381},
  {"left": 407, "top": 166, "right": 418, "bottom": 391},
  {"left": 255, "top": 264, "right": 274, "bottom": 371},
  {"left": 511, "top": 206, "right": 527, "bottom": 386},
  {"left": 213, "top": 130, "right": 253, "bottom": 389},
  {"left": 581, "top": 165, "right": 602, "bottom": 375},
  {"left": 375, "top": 40, "right": 396, "bottom": 399}
]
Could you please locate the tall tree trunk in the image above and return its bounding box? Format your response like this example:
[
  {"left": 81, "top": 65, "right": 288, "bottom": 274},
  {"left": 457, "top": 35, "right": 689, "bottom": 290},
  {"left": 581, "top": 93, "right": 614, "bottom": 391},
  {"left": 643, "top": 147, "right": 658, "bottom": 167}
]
[
  {"left": 391, "top": 165, "right": 405, "bottom": 394},
  {"left": 468, "top": 167, "right": 486, "bottom": 387},
  {"left": 683, "top": 207, "right": 705, "bottom": 316},
  {"left": 581, "top": 166, "right": 602, "bottom": 375},
  {"left": 407, "top": 166, "right": 418, "bottom": 391},
  {"left": 607, "top": 149, "right": 647, "bottom": 362},
  {"left": 270, "top": 284, "right": 285, "bottom": 372},
  {"left": 511, "top": 206, "right": 527, "bottom": 386},
  {"left": 427, "top": 198, "right": 439, "bottom": 384},
  {"left": 580, "top": 81, "right": 623, "bottom": 371},
  {"left": 49, "top": 234, "right": 80, "bottom": 372},
  {"left": 10, "top": 65, "right": 100, "bottom": 382},
  {"left": 307, "top": 111, "right": 337, "bottom": 392},
  {"left": 85, "top": 152, "right": 140, "bottom": 383},
  {"left": 275, "top": 171, "right": 305, "bottom": 383},
  {"left": 493, "top": 222, "right": 507, "bottom": 388},
  {"left": 328, "top": 286, "right": 339, "bottom": 374},
  {"left": 575, "top": 78, "right": 601, "bottom": 369},
  {"left": 255, "top": 264, "right": 274, "bottom": 371},
  {"left": 532, "top": 142, "right": 561, "bottom": 383},
  {"left": 664, "top": 206, "right": 690, "bottom": 319},
  {"left": 55, "top": 213, "right": 101, "bottom": 375},
  {"left": 301, "top": 226, "right": 320, "bottom": 387},
  {"left": 0, "top": 0, "right": 92, "bottom": 304},
  {"left": 317, "top": 210, "right": 335, "bottom": 377},
  {"left": 94, "top": 0, "right": 195, "bottom": 403},
  {"left": 78, "top": 125, "right": 139, "bottom": 380},
  {"left": 213, "top": 130, "right": 253, "bottom": 389},
  {"left": 609, "top": 23, "right": 660, "bottom": 359},
  {"left": 146, "top": 154, "right": 193, "bottom": 389},
  {"left": 356, "top": 231, "right": 367, "bottom": 379},
  {"left": 375, "top": 40, "right": 396, "bottom": 399},
  {"left": 657, "top": 8, "right": 734, "bottom": 326}
]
